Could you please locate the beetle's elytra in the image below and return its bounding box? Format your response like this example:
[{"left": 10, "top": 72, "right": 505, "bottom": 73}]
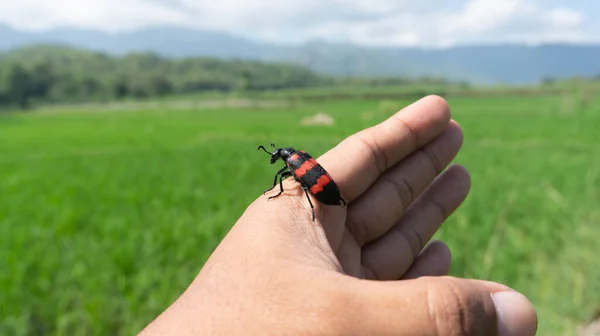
[{"left": 258, "top": 143, "right": 347, "bottom": 221}]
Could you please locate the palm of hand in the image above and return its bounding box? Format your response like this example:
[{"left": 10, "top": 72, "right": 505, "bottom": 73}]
[{"left": 253, "top": 95, "right": 466, "bottom": 280}]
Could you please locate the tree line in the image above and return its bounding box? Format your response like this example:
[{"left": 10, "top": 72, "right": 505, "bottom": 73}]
[{"left": 0, "top": 45, "right": 454, "bottom": 110}]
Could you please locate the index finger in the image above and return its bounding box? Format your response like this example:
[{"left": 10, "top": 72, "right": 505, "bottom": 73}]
[{"left": 318, "top": 95, "right": 452, "bottom": 202}]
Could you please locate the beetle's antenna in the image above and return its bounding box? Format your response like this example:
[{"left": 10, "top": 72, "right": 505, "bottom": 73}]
[
  {"left": 270, "top": 143, "right": 276, "bottom": 148},
  {"left": 257, "top": 145, "right": 271, "bottom": 155}
]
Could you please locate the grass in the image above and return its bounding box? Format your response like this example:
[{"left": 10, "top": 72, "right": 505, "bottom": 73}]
[{"left": 1, "top": 92, "right": 599, "bottom": 335}]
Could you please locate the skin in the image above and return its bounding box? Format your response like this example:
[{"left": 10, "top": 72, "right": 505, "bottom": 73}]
[{"left": 140, "top": 95, "right": 538, "bottom": 336}]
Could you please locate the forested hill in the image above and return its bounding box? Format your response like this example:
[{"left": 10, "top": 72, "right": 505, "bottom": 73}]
[
  {"left": 0, "top": 45, "right": 453, "bottom": 109},
  {"left": 0, "top": 45, "right": 334, "bottom": 108},
  {"left": 3, "top": 24, "right": 600, "bottom": 84}
]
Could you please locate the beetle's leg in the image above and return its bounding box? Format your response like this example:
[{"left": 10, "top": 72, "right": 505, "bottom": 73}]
[
  {"left": 302, "top": 186, "right": 315, "bottom": 221},
  {"left": 268, "top": 171, "right": 292, "bottom": 200},
  {"left": 264, "top": 166, "right": 288, "bottom": 194}
]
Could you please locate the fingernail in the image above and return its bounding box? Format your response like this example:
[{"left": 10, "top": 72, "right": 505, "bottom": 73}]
[{"left": 491, "top": 291, "right": 538, "bottom": 336}]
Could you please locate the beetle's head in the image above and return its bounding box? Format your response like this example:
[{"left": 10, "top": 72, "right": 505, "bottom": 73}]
[{"left": 258, "top": 143, "right": 290, "bottom": 164}]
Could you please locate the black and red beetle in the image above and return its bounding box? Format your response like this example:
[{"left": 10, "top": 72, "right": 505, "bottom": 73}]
[{"left": 258, "top": 143, "right": 347, "bottom": 221}]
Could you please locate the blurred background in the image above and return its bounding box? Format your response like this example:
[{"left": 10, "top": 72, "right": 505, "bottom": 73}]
[{"left": 1, "top": 1, "right": 599, "bottom": 335}]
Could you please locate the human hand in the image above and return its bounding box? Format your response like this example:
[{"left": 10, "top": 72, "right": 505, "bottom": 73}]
[{"left": 140, "top": 95, "right": 538, "bottom": 336}]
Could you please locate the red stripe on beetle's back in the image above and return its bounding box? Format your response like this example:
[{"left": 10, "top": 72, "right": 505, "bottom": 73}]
[
  {"left": 310, "top": 174, "right": 331, "bottom": 194},
  {"left": 290, "top": 153, "right": 300, "bottom": 161},
  {"left": 294, "top": 160, "right": 315, "bottom": 178}
]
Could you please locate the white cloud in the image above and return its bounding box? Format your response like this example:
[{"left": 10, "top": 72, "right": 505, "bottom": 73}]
[
  {"left": 0, "top": 0, "right": 191, "bottom": 32},
  {"left": 547, "top": 8, "right": 583, "bottom": 27},
  {"left": 441, "top": 0, "right": 532, "bottom": 35},
  {"left": 430, "top": 0, "right": 589, "bottom": 46},
  {"left": 0, "top": 0, "right": 592, "bottom": 46}
]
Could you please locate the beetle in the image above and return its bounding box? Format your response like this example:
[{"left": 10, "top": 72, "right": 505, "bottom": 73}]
[{"left": 257, "top": 143, "right": 347, "bottom": 221}]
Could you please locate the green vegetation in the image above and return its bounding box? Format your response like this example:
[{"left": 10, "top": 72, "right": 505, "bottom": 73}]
[
  {"left": 3, "top": 44, "right": 598, "bottom": 112},
  {"left": 4, "top": 25, "right": 600, "bottom": 84},
  {"left": 0, "top": 45, "right": 460, "bottom": 110},
  {"left": 0, "top": 45, "right": 325, "bottom": 108},
  {"left": 1, "top": 90, "right": 599, "bottom": 335},
  {"left": 2, "top": 43, "right": 600, "bottom": 335}
]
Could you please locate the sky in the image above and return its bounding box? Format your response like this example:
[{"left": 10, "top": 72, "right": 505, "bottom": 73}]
[{"left": 0, "top": 0, "right": 597, "bottom": 47}]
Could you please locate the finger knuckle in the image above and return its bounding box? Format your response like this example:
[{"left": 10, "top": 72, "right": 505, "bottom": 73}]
[
  {"left": 420, "top": 146, "right": 444, "bottom": 178},
  {"left": 355, "top": 133, "right": 388, "bottom": 175},
  {"left": 345, "top": 213, "right": 371, "bottom": 246},
  {"left": 396, "top": 226, "right": 424, "bottom": 260},
  {"left": 394, "top": 116, "right": 420, "bottom": 148},
  {"left": 429, "top": 196, "right": 450, "bottom": 221},
  {"left": 383, "top": 173, "right": 415, "bottom": 209}
]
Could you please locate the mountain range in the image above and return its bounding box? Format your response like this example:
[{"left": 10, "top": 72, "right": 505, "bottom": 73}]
[{"left": 2, "top": 23, "right": 600, "bottom": 85}]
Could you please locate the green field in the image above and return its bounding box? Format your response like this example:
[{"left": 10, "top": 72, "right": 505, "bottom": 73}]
[{"left": 1, "top": 93, "right": 599, "bottom": 335}]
